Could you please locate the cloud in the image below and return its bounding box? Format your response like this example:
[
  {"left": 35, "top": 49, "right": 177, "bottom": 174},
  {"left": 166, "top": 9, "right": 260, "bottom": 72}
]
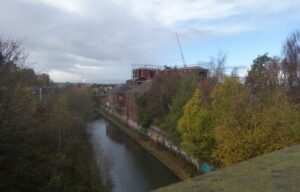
[
  {"left": 48, "top": 69, "right": 81, "bottom": 82},
  {"left": 0, "top": 0, "right": 299, "bottom": 82},
  {"left": 113, "top": 0, "right": 300, "bottom": 25}
]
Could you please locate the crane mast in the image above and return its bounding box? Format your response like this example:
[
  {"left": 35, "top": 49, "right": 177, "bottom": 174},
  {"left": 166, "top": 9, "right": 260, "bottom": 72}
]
[{"left": 175, "top": 33, "right": 186, "bottom": 67}]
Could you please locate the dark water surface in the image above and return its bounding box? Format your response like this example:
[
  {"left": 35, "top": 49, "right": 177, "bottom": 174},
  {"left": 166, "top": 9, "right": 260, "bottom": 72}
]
[{"left": 88, "top": 118, "right": 179, "bottom": 192}]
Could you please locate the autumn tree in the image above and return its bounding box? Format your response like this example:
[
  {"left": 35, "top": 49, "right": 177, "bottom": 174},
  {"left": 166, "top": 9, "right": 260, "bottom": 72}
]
[
  {"left": 211, "top": 77, "right": 244, "bottom": 125},
  {"left": 0, "top": 38, "right": 29, "bottom": 129},
  {"left": 0, "top": 37, "right": 107, "bottom": 191},
  {"left": 212, "top": 63, "right": 300, "bottom": 166},
  {"left": 145, "top": 70, "right": 181, "bottom": 125},
  {"left": 177, "top": 89, "right": 214, "bottom": 161},
  {"left": 198, "top": 77, "right": 217, "bottom": 102},
  {"left": 212, "top": 87, "right": 300, "bottom": 166},
  {"left": 161, "top": 74, "right": 199, "bottom": 144},
  {"left": 246, "top": 53, "right": 272, "bottom": 93}
]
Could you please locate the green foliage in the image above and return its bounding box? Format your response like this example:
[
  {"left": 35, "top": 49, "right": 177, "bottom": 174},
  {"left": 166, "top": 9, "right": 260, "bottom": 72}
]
[
  {"left": 210, "top": 71, "right": 300, "bottom": 166},
  {"left": 246, "top": 53, "right": 272, "bottom": 93},
  {"left": 137, "top": 96, "right": 152, "bottom": 128},
  {"left": 177, "top": 89, "right": 214, "bottom": 161},
  {"left": 0, "top": 39, "right": 107, "bottom": 191},
  {"left": 177, "top": 67, "right": 300, "bottom": 167},
  {"left": 140, "top": 33, "right": 300, "bottom": 170},
  {"left": 145, "top": 71, "right": 182, "bottom": 122},
  {"left": 251, "top": 53, "right": 271, "bottom": 73},
  {"left": 161, "top": 74, "right": 198, "bottom": 144}
]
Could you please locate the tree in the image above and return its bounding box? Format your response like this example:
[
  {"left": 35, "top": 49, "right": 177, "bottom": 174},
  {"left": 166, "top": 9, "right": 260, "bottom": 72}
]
[
  {"left": 212, "top": 85, "right": 300, "bottom": 166},
  {"left": 137, "top": 96, "right": 152, "bottom": 128},
  {"left": 161, "top": 74, "right": 199, "bottom": 144},
  {"left": 282, "top": 30, "right": 300, "bottom": 103},
  {"left": 0, "top": 38, "right": 28, "bottom": 129},
  {"left": 210, "top": 50, "right": 300, "bottom": 166},
  {"left": 211, "top": 77, "right": 244, "bottom": 124},
  {"left": 144, "top": 70, "right": 182, "bottom": 125},
  {"left": 210, "top": 50, "right": 227, "bottom": 83},
  {"left": 0, "top": 37, "right": 107, "bottom": 191},
  {"left": 177, "top": 89, "right": 214, "bottom": 161},
  {"left": 246, "top": 53, "right": 272, "bottom": 93}
]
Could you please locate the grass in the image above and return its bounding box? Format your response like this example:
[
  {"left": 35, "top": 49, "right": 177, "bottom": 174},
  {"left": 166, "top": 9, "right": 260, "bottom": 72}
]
[{"left": 153, "top": 144, "right": 300, "bottom": 192}]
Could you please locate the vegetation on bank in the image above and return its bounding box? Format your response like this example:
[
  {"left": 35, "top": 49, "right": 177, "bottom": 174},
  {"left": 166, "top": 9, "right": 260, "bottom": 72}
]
[
  {"left": 98, "top": 108, "right": 196, "bottom": 180},
  {"left": 137, "top": 71, "right": 200, "bottom": 145},
  {"left": 137, "top": 30, "right": 300, "bottom": 167},
  {"left": 0, "top": 38, "right": 108, "bottom": 191}
]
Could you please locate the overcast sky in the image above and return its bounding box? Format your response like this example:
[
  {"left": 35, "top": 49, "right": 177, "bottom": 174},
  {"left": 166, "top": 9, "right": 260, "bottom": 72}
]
[{"left": 1, "top": 0, "right": 300, "bottom": 83}]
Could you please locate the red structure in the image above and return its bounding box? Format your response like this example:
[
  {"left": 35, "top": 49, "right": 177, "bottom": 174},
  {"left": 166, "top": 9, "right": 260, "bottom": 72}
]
[
  {"left": 132, "top": 68, "right": 157, "bottom": 80},
  {"left": 106, "top": 65, "right": 208, "bottom": 120},
  {"left": 126, "top": 80, "right": 153, "bottom": 121},
  {"left": 126, "top": 66, "right": 160, "bottom": 86},
  {"left": 106, "top": 84, "right": 128, "bottom": 116}
]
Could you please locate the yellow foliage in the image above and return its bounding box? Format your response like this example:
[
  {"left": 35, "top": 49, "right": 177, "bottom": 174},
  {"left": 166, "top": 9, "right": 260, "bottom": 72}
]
[
  {"left": 211, "top": 77, "right": 244, "bottom": 124},
  {"left": 178, "top": 89, "right": 214, "bottom": 160},
  {"left": 212, "top": 88, "right": 300, "bottom": 166}
]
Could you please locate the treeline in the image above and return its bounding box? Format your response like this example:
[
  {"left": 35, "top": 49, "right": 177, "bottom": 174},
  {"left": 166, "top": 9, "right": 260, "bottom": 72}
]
[
  {"left": 0, "top": 39, "right": 107, "bottom": 191},
  {"left": 137, "top": 30, "right": 300, "bottom": 167},
  {"left": 137, "top": 69, "right": 200, "bottom": 145}
]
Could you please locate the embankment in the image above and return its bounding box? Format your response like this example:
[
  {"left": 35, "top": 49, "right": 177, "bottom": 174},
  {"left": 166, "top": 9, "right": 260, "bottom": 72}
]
[
  {"left": 153, "top": 144, "right": 300, "bottom": 192},
  {"left": 97, "top": 109, "right": 196, "bottom": 180}
]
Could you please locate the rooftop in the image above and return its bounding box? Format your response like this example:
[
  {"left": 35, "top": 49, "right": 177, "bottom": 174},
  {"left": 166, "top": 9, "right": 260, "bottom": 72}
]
[
  {"left": 127, "top": 80, "right": 153, "bottom": 95},
  {"left": 109, "top": 84, "right": 128, "bottom": 94}
]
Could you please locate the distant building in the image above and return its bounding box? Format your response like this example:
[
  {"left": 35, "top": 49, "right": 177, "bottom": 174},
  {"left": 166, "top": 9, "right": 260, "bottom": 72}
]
[
  {"left": 160, "top": 65, "right": 208, "bottom": 79},
  {"left": 127, "top": 67, "right": 159, "bottom": 86},
  {"left": 106, "top": 84, "right": 128, "bottom": 116},
  {"left": 126, "top": 80, "right": 153, "bottom": 121},
  {"left": 132, "top": 68, "right": 157, "bottom": 80},
  {"left": 105, "top": 64, "right": 208, "bottom": 121}
]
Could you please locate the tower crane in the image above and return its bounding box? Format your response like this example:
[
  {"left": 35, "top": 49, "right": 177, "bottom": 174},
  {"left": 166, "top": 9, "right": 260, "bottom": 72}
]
[{"left": 175, "top": 33, "right": 186, "bottom": 67}]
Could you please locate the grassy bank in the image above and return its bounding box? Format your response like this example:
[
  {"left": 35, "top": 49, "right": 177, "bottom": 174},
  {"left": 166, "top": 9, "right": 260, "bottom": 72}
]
[
  {"left": 153, "top": 144, "right": 300, "bottom": 192},
  {"left": 97, "top": 109, "right": 197, "bottom": 180}
]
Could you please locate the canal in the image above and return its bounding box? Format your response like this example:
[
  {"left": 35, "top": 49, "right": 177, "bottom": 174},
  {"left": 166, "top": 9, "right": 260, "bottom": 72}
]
[{"left": 88, "top": 118, "right": 179, "bottom": 192}]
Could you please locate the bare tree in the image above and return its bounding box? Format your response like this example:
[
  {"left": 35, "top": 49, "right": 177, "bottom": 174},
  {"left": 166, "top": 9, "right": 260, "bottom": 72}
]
[
  {"left": 265, "top": 56, "right": 282, "bottom": 89},
  {"left": 0, "top": 37, "right": 26, "bottom": 66},
  {"left": 211, "top": 50, "right": 227, "bottom": 83},
  {"left": 0, "top": 37, "right": 31, "bottom": 129},
  {"left": 282, "top": 30, "right": 300, "bottom": 102}
]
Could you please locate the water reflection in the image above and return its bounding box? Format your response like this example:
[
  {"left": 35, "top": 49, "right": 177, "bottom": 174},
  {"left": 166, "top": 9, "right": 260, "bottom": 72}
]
[{"left": 88, "top": 118, "right": 179, "bottom": 192}]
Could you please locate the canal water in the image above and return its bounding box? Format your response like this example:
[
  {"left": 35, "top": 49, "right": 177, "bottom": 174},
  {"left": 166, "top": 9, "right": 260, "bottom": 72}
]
[{"left": 88, "top": 118, "right": 179, "bottom": 192}]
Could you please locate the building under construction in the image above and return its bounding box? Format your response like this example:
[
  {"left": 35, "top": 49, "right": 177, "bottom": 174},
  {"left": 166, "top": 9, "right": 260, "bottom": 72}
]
[{"left": 131, "top": 63, "right": 208, "bottom": 80}]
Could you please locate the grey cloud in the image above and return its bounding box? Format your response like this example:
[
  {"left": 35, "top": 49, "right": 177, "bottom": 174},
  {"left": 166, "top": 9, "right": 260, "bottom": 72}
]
[
  {"left": 2, "top": 0, "right": 298, "bottom": 83},
  {"left": 0, "top": 0, "right": 170, "bottom": 83}
]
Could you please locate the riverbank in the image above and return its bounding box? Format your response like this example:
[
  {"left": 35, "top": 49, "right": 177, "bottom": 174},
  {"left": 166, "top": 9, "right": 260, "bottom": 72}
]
[{"left": 97, "top": 109, "right": 197, "bottom": 180}]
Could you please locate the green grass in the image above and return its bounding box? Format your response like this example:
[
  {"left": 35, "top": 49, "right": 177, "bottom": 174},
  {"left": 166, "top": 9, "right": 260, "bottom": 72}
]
[{"left": 153, "top": 144, "right": 300, "bottom": 192}]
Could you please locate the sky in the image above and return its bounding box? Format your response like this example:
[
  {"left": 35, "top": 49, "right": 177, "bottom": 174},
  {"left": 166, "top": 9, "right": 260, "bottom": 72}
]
[{"left": 0, "top": 0, "right": 300, "bottom": 83}]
